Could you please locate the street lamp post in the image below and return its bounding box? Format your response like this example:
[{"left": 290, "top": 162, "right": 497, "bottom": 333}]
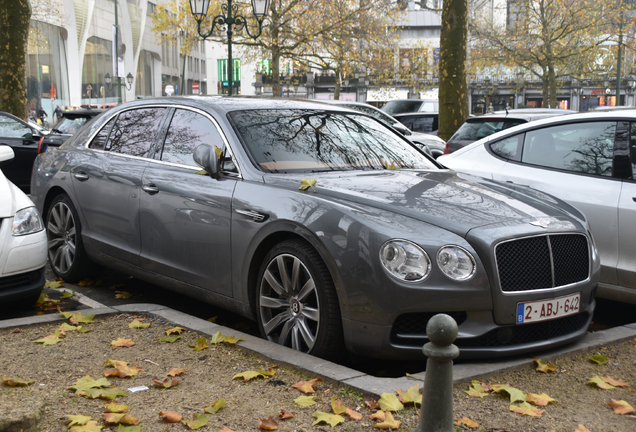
[
  {"left": 189, "top": 0, "right": 270, "bottom": 96},
  {"left": 105, "top": 72, "right": 134, "bottom": 98}
]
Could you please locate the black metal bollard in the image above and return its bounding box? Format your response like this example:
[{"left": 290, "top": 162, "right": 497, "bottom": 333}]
[{"left": 411, "top": 314, "right": 459, "bottom": 432}]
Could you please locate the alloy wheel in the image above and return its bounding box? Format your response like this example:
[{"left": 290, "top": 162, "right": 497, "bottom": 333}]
[
  {"left": 47, "top": 201, "right": 77, "bottom": 274},
  {"left": 258, "top": 253, "right": 320, "bottom": 353}
]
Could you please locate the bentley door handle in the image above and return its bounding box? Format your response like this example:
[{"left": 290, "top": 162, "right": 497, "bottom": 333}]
[
  {"left": 74, "top": 172, "right": 89, "bottom": 181},
  {"left": 142, "top": 184, "right": 160, "bottom": 195}
]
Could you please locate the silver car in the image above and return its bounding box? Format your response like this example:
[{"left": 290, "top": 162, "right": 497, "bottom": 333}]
[
  {"left": 439, "top": 109, "right": 636, "bottom": 304},
  {"left": 31, "top": 97, "right": 599, "bottom": 361}
]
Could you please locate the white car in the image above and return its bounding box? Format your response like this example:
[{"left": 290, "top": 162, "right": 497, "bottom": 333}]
[
  {"left": 0, "top": 144, "right": 47, "bottom": 307},
  {"left": 438, "top": 110, "right": 636, "bottom": 304}
]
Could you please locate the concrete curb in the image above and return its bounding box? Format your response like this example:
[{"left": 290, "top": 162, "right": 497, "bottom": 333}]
[{"left": 3, "top": 304, "right": 636, "bottom": 397}]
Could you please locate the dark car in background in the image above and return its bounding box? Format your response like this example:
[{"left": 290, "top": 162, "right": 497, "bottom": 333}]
[
  {"left": 31, "top": 96, "right": 599, "bottom": 361},
  {"left": 393, "top": 112, "right": 439, "bottom": 135},
  {"left": 0, "top": 110, "right": 48, "bottom": 192},
  {"left": 381, "top": 99, "right": 439, "bottom": 115},
  {"left": 39, "top": 109, "right": 106, "bottom": 153},
  {"left": 445, "top": 109, "right": 576, "bottom": 154}
]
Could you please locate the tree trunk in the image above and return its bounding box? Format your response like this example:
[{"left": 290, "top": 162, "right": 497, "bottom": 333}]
[
  {"left": 271, "top": 12, "right": 281, "bottom": 97},
  {"left": 548, "top": 65, "right": 557, "bottom": 108},
  {"left": 0, "top": 0, "right": 31, "bottom": 119},
  {"left": 541, "top": 70, "right": 549, "bottom": 108},
  {"left": 438, "top": 0, "right": 468, "bottom": 141}
]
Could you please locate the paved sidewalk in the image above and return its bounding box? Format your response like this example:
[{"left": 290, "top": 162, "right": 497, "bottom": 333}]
[{"left": 3, "top": 295, "right": 636, "bottom": 397}]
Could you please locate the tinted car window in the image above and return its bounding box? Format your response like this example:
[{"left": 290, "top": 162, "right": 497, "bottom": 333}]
[
  {"left": 105, "top": 108, "right": 165, "bottom": 157},
  {"left": 342, "top": 104, "right": 395, "bottom": 127},
  {"left": 396, "top": 115, "right": 438, "bottom": 133},
  {"left": 382, "top": 100, "right": 423, "bottom": 114},
  {"left": 490, "top": 134, "right": 523, "bottom": 161},
  {"left": 521, "top": 121, "right": 616, "bottom": 176},
  {"left": 0, "top": 115, "right": 31, "bottom": 138},
  {"left": 55, "top": 117, "right": 89, "bottom": 134},
  {"left": 452, "top": 119, "right": 525, "bottom": 140},
  {"left": 89, "top": 117, "right": 116, "bottom": 150},
  {"left": 161, "top": 109, "right": 226, "bottom": 167},
  {"left": 231, "top": 109, "right": 437, "bottom": 173}
]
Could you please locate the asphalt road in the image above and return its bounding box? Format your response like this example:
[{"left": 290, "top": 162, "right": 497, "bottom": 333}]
[{"left": 4, "top": 262, "right": 636, "bottom": 377}]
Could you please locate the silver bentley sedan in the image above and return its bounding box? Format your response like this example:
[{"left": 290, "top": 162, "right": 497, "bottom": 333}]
[{"left": 30, "top": 97, "right": 600, "bottom": 361}]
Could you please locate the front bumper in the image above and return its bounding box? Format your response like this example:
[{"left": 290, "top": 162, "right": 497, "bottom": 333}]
[{"left": 343, "top": 297, "right": 595, "bottom": 360}]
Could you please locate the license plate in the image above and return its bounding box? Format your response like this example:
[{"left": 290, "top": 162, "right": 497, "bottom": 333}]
[{"left": 516, "top": 292, "right": 581, "bottom": 324}]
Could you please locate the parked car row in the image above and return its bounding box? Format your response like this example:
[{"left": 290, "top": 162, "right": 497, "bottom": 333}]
[
  {"left": 0, "top": 109, "right": 105, "bottom": 192},
  {"left": 28, "top": 96, "right": 599, "bottom": 362},
  {"left": 439, "top": 109, "right": 636, "bottom": 305}
]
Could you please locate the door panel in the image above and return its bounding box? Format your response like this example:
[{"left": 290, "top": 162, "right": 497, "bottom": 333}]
[
  {"left": 617, "top": 181, "right": 636, "bottom": 288},
  {"left": 139, "top": 108, "right": 236, "bottom": 296}
]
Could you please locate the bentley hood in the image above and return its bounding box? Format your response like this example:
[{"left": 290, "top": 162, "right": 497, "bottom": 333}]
[{"left": 264, "top": 169, "right": 586, "bottom": 238}]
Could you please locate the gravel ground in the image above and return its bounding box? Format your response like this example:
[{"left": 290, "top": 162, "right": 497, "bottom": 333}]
[{"left": 2, "top": 311, "right": 636, "bottom": 432}]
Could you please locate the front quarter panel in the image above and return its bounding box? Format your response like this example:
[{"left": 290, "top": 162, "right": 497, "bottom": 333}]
[{"left": 231, "top": 179, "right": 494, "bottom": 326}]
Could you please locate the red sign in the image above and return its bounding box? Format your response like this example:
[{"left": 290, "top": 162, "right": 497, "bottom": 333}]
[
  {"left": 192, "top": 82, "right": 199, "bottom": 92},
  {"left": 86, "top": 84, "right": 92, "bottom": 92},
  {"left": 50, "top": 83, "right": 56, "bottom": 100}
]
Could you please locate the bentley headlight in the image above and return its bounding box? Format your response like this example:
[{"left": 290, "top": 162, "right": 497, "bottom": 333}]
[
  {"left": 437, "top": 245, "right": 476, "bottom": 280},
  {"left": 12, "top": 206, "right": 44, "bottom": 236},
  {"left": 380, "top": 240, "right": 430, "bottom": 282}
]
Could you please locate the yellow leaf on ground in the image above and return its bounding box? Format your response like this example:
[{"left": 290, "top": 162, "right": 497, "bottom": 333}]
[
  {"left": 369, "top": 411, "right": 386, "bottom": 422},
  {"left": 189, "top": 338, "right": 209, "bottom": 351},
  {"left": 396, "top": 385, "right": 422, "bottom": 407},
  {"left": 115, "top": 291, "right": 132, "bottom": 299},
  {"left": 159, "top": 411, "right": 182, "bottom": 423},
  {"left": 608, "top": 399, "right": 636, "bottom": 415},
  {"left": 1, "top": 376, "right": 34, "bottom": 386},
  {"left": 158, "top": 335, "right": 181, "bottom": 343},
  {"left": 110, "top": 338, "right": 135, "bottom": 348},
  {"left": 509, "top": 402, "right": 545, "bottom": 417},
  {"left": 204, "top": 398, "right": 226, "bottom": 414},
  {"left": 455, "top": 417, "right": 479, "bottom": 429},
  {"left": 311, "top": 411, "right": 344, "bottom": 427},
  {"left": 182, "top": 413, "right": 208, "bottom": 430},
  {"left": 378, "top": 393, "right": 404, "bottom": 412},
  {"left": 331, "top": 397, "right": 347, "bottom": 415},
  {"left": 165, "top": 326, "right": 186, "bottom": 336},
  {"left": 167, "top": 368, "right": 186, "bottom": 377},
  {"left": 258, "top": 416, "right": 279, "bottom": 430},
  {"left": 103, "top": 403, "right": 128, "bottom": 413},
  {"left": 102, "top": 413, "right": 140, "bottom": 425},
  {"left": 292, "top": 378, "right": 322, "bottom": 394},
  {"left": 45, "top": 280, "right": 64, "bottom": 289},
  {"left": 233, "top": 370, "right": 269, "bottom": 382},
  {"left": 526, "top": 393, "right": 557, "bottom": 407},
  {"left": 590, "top": 355, "right": 608, "bottom": 365},
  {"left": 128, "top": 319, "right": 149, "bottom": 329},
  {"left": 465, "top": 380, "right": 489, "bottom": 398},
  {"left": 66, "top": 414, "right": 92, "bottom": 427},
  {"left": 102, "top": 360, "right": 143, "bottom": 378},
  {"left": 33, "top": 334, "right": 62, "bottom": 345},
  {"left": 373, "top": 411, "right": 401, "bottom": 429},
  {"left": 491, "top": 384, "right": 526, "bottom": 403},
  {"left": 294, "top": 395, "right": 316, "bottom": 407},
  {"left": 587, "top": 376, "right": 616, "bottom": 390},
  {"left": 534, "top": 358, "right": 557, "bottom": 373},
  {"left": 69, "top": 420, "right": 102, "bottom": 432},
  {"left": 576, "top": 425, "right": 592, "bottom": 432},
  {"left": 78, "top": 278, "right": 95, "bottom": 286}
]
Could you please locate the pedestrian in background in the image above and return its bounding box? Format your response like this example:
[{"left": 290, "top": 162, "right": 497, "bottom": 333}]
[{"left": 54, "top": 105, "right": 62, "bottom": 124}]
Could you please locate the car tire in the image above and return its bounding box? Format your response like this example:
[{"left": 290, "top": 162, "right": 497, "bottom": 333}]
[
  {"left": 46, "top": 194, "right": 97, "bottom": 282},
  {"left": 255, "top": 239, "right": 344, "bottom": 361}
]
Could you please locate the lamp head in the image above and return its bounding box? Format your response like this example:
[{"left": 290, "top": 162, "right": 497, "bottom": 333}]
[
  {"left": 189, "top": 0, "right": 210, "bottom": 21},
  {"left": 104, "top": 73, "right": 112, "bottom": 85},
  {"left": 251, "top": 0, "right": 270, "bottom": 18},
  {"left": 126, "top": 73, "right": 134, "bottom": 85}
]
